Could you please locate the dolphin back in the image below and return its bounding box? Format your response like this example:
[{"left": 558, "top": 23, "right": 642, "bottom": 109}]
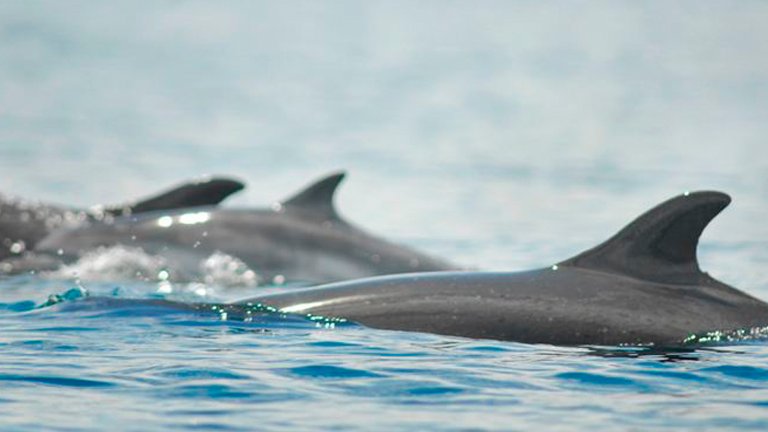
[{"left": 0, "top": 195, "right": 68, "bottom": 260}]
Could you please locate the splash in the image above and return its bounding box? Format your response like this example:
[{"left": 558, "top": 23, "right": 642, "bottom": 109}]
[
  {"left": 205, "top": 302, "right": 349, "bottom": 329},
  {"left": 200, "top": 251, "right": 260, "bottom": 287},
  {"left": 48, "top": 245, "right": 170, "bottom": 282},
  {"left": 40, "top": 286, "right": 89, "bottom": 308},
  {"left": 682, "top": 327, "right": 768, "bottom": 345},
  {"left": 45, "top": 246, "right": 261, "bottom": 287}
]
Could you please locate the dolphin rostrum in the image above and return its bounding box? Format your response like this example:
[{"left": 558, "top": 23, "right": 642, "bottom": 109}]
[
  {"left": 30, "top": 172, "right": 458, "bottom": 283},
  {"left": 0, "top": 176, "right": 244, "bottom": 263},
  {"left": 232, "top": 191, "right": 768, "bottom": 346}
]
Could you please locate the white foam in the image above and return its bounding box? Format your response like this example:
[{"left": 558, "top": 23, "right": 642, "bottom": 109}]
[
  {"left": 48, "top": 245, "right": 169, "bottom": 282},
  {"left": 200, "top": 251, "right": 260, "bottom": 288}
]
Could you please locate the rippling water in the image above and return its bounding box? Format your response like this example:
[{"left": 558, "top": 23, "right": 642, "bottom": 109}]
[
  {"left": 1, "top": 1, "right": 768, "bottom": 430},
  {"left": 4, "top": 285, "right": 768, "bottom": 431}
]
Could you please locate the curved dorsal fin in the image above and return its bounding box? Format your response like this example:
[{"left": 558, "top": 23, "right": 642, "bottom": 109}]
[
  {"left": 281, "top": 171, "right": 345, "bottom": 219},
  {"left": 105, "top": 177, "right": 245, "bottom": 216},
  {"left": 559, "top": 191, "right": 731, "bottom": 285}
]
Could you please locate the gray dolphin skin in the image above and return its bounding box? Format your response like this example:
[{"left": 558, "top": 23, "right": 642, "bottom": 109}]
[
  {"left": 30, "top": 172, "right": 458, "bottom": 283},
  {"left": 234, "top": 191, "right": 768, "bottom": 346},
  {"left": 0, "top": 176, "right": 244, "bottom": 263}
]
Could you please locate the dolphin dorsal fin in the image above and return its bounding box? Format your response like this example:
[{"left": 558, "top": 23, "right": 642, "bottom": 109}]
[
  {"left": 281, "top": 171, "right": 345, "bottom": 219},
  {"left": 105, "top": 177, "right": 245, "bottom": 216},
  {"left": 558, "top": 191, "right": 731, "bottom": 285}
]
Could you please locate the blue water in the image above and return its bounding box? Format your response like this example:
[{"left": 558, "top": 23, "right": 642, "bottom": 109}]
[{"left": 2, "top": 1, "right": 768, "bottom": 430}]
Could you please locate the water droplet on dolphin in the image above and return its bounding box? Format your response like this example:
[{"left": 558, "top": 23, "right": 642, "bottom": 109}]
[
  {"left": 10, "top": 241, "right": 25, "bottom": 254},
  {"left": 179, "top": 212, "right": 210, "bottom": 225}
]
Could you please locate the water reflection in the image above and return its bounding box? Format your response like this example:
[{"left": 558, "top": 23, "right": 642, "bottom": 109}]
[{"left": 584, "top": 345, "right": 748, "bottom": 363}]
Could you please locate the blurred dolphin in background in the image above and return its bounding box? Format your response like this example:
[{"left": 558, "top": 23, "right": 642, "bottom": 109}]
[
  {"left": 0, "top": 176, "right": 244, "bottom": 262},
  {"left": 7, "top": 172, "right": 458, "bottom": 284}
]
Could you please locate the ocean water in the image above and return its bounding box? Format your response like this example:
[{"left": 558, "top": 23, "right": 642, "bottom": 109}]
[{"left": 1, "top": 1, "right": 768, "bottom": 430}]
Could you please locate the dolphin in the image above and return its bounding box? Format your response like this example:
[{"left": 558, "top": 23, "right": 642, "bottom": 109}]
[
  {"left": 30, "top": 172, "right": 458, "bottom": 284},
  {"left": 0, "top": 176, "right": 244, "bottom": 264},
  {"left": 231, "top": 191, "right": 768, "bottom": 346}
]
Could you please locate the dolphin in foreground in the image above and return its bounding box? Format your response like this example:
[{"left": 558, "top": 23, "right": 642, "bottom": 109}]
[
  {"left": 30, "top": 172, "right": 458, "bottom": 283},
  {"left": 231, "top": 191, "right": 768, "bottom": 346},
  {"left": 0, "top": 176, "right": 244, "bottom": 264}
]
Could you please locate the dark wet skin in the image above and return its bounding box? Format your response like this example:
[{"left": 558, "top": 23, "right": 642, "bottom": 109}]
[{"left": 234, "top": 191, "right": 768, "bottom": 346}]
